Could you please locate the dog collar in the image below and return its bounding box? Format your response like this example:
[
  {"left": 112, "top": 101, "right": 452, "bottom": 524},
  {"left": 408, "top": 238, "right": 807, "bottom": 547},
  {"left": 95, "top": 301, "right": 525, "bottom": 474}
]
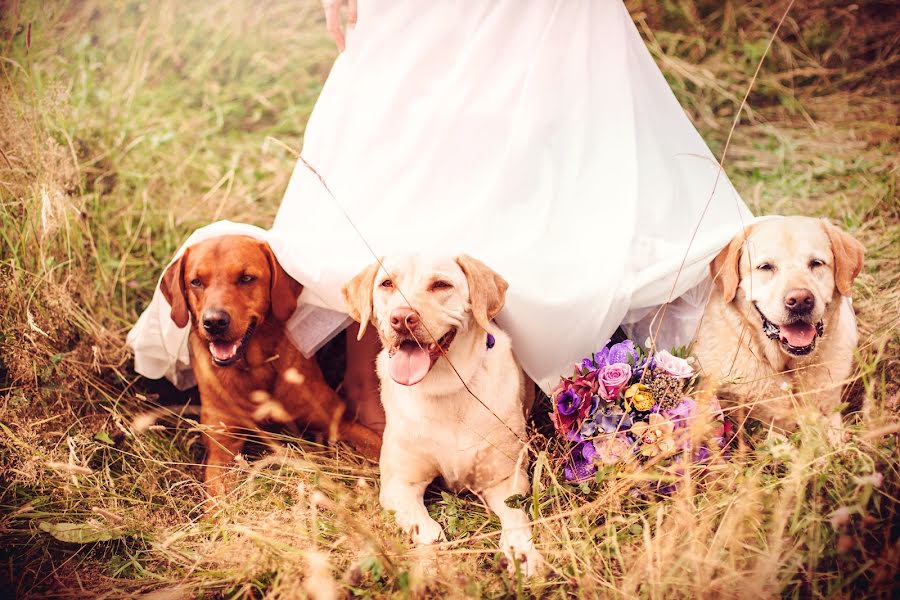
[
  {"left": 486, "top": 333, "right": 495, "bottom": 349},
  {"left": 753, "top": 303, "right": 824, "bottom": 340}
]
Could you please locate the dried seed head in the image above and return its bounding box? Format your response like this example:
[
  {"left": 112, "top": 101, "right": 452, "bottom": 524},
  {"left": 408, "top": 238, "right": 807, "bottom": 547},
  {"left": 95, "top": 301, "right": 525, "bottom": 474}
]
[{"left": 283, "top": 367, "right": 305, "bottom": 385}]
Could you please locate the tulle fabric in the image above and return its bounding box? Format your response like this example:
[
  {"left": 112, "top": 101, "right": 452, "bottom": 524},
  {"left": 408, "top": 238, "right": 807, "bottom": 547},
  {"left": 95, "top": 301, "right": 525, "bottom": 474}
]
[{"left": 128, "top": 0, "right": 754, "bottom": 391}]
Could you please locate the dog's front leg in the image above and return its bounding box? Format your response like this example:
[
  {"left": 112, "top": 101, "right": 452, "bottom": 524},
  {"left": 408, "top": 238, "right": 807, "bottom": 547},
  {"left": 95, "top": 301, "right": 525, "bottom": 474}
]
[
  {"left": 481, "top": 472, "right": 544, "bottom": 576},
  {"left": 201, "top": 412, "right": 247, "bottom": 499},
  {"left": 380, "top": 468, "right": 444, "bottom": 545}
]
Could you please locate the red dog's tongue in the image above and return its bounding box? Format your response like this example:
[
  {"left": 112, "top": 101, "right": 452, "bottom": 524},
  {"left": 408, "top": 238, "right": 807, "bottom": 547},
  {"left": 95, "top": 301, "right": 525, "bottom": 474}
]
[
  {"left": 389, "top": 345, "right": 432, "bottom": 386},
  {"left": 780, "top": 322, "right": 816, "bottom": 348}
]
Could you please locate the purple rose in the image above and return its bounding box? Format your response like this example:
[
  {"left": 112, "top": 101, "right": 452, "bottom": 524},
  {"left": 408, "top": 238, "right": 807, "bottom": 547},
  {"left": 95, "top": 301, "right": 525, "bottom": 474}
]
[
  {"left": 654, "top": 350, "right": 694, "bottom": 378},
  {"left": 598, "top": 363, "right": 632, "bottom": 400}
]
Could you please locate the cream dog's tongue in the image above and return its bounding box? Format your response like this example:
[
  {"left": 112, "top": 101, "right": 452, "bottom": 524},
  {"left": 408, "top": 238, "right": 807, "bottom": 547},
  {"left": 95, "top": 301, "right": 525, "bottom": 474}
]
[
  {"left": 389, "top": 345, "right": 431, "bottom": 386},
  {"left": 781, "top": 322, "right": 816, "bottom": 347}
]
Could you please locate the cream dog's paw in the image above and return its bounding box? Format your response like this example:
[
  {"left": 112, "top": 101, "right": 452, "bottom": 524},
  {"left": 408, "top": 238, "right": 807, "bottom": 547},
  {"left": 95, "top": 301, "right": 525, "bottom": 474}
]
[
  {"left": 408, "top": 516, "right": 446, "bottom": 546},
  {"left": 500, "top": 530, "right": 544, "bottom": 576}
]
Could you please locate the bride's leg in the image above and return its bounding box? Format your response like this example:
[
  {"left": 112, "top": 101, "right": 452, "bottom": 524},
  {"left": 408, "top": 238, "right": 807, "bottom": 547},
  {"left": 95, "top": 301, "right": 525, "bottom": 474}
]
[{"left": 343, "top": 322, "right": 386, "bottom": 434}]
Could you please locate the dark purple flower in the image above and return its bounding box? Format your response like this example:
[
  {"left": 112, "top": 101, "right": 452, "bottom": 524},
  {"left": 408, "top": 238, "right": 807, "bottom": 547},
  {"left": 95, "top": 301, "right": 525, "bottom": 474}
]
[
  {"left": 557, "top": 388, "right": 582, "bottom": 417},
  {"left": 564, "top": 441, "right": 598, "bottom": 482},
  {"left": 552, "top": 386, "right": 585, "bottom": 437}
]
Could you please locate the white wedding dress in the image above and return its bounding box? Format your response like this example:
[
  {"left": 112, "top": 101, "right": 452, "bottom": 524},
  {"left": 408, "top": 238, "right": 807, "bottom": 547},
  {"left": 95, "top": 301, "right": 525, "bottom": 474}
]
[{"left": 128, "top": 0, "right": 754, "bottom": 392}]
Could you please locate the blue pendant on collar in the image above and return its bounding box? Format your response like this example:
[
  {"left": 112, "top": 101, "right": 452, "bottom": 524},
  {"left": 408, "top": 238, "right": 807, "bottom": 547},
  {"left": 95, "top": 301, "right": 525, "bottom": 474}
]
[{"left": 486, "top": 333, "right": 495, "bottom": 349}]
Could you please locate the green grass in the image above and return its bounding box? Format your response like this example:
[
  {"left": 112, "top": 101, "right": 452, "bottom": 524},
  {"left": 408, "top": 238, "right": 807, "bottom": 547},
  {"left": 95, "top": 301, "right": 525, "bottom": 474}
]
[{"left": 1, "top": 1, "right": 898, "bottom": 598}]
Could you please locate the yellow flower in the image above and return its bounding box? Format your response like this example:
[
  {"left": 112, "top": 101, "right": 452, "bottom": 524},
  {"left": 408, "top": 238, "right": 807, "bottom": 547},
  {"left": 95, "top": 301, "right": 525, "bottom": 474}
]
[
  {"left": 631, "top": 413, "right": 676, "bottom": 457},
  {"left": 624, "top": 383, "right": 654, "bottom": 412}
]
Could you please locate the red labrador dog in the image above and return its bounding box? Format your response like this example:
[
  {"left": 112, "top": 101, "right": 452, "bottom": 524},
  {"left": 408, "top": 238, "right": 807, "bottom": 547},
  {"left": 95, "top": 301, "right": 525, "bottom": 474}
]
[{"left": 160, "top": 235, "right": 381, "bottom": 496}]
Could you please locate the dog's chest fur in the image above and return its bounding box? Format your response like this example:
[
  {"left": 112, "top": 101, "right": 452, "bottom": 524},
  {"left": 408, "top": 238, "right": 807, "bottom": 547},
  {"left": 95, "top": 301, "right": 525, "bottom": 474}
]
[
  {"left": 378, "top": 328, "right": 527, "bottom": 492},
  {"left": 189, "top": 322, "right": 294, "bottom": 418}
]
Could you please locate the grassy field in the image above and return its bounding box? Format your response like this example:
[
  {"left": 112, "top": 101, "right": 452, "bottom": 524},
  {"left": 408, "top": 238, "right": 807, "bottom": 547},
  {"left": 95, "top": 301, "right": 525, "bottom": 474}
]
[{"left": 1, "top": 0, "right": 897, "bottom": 598}]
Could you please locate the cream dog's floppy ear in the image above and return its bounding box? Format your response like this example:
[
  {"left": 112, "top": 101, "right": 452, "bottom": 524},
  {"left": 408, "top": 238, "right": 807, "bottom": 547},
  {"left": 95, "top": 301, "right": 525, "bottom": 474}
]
[
  {"left": 160, "top": 249, "right": 190, "bottom": 328},
  {"left": 820, "top": 220, "right": 865, "bottom": 296},
  {"left": 342, "top": 262, "right": 381, "bottom": 340},
  {"left": 711, "top": 226, "right": 755, "bottom": 303},
  {"left": 260, "top": 242, "right": 303, "bottom": 322},
  {"left": 456, "top": 255, "right": 509, "bottom": 332}
]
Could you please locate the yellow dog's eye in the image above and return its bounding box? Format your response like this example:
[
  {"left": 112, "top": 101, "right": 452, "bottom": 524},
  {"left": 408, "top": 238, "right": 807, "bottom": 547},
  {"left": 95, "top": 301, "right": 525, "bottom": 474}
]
[
  {"left": 809, "top": 259, "right": 826, "bottom": 269},
  {"left": 756, "top": 263, "right": 775, "bottom": 272},
  {"left": 430, "top": 280, "right": 452, "bottom": 291},
  {"left": 380, "top": 279, "right": 393, "bottom": 289}
]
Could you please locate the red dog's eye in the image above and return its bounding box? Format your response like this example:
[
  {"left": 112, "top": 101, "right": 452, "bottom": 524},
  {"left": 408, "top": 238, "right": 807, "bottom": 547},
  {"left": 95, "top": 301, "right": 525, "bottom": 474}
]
[
  {"left": 380, "top": 279, "right": 394, "bottom": 289},
  {"left": 431, "top": 280, "right": 452, "bottom": 291},
  {"left": 239, "top": 274, "right": 256, "bottom": 284},
  {"left": 190, "top": 278, "right": 203, "bottom": 288}
]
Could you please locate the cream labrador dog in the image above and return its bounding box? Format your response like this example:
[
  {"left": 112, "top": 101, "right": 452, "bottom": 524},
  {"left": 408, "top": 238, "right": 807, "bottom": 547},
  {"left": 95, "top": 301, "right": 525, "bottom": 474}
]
[
  {"left": 343, "top": 254, "right": 543, "bottom": 574},
  {"left": 694, "top": 216, "right": 864, "bottom": 437}
]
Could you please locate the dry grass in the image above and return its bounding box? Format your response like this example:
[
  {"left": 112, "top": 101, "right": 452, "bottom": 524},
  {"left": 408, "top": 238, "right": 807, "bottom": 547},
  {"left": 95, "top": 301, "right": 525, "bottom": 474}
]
[{"left": 1, "top": 0, "right": 897, "bottom": 598}]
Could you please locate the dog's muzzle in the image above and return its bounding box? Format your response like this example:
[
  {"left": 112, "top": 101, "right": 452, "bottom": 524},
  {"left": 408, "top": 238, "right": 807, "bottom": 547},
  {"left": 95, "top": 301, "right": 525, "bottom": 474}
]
[
  {"left": 208, "top": 318, "right": 257, "bottom": 366},
  {"left": 754, "top": 303, "right": 823, "bottom": 356}
]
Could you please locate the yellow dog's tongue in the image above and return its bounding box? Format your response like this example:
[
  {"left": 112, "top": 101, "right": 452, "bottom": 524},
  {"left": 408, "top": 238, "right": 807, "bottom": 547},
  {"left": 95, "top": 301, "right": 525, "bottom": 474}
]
[
  {"left": 781, "top": 322, "right": 816, "bottom": 348},
  {"left": 389, "top": 344, "right": 432, "bottom": 386}
]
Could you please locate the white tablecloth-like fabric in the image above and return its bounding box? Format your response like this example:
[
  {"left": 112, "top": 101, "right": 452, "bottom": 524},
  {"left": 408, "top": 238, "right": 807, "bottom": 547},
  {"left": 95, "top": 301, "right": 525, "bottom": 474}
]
[{"left": 128, "top": 0, "right": 755, "bottom": 391}]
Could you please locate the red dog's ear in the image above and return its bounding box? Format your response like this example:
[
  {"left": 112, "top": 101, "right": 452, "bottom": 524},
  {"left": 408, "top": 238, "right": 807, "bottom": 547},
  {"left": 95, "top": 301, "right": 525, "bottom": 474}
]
[
  {"left": 456, "top": 255, "right": 509, "bottom": 332},
  {"left": 260, "top": 243, "right": 303, "bottom": 322},
  {"left": 160, "top": 250, "right": 190, "bottom": 328},
  {"left": 820, "top": 220, "right": 865, "bottom": 296},
  {"left": 711, "top": 225, "right": 754, "bottom": 304},
  {"left": 342, "top": 262, "right": 381, "bottom": 340}
]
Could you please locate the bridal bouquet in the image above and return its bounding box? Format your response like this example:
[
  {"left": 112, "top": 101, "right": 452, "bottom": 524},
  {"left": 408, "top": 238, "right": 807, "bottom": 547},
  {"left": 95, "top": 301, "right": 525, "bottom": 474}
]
[{"left": 550, "top": 339, "right": 729, "bottom": 482}]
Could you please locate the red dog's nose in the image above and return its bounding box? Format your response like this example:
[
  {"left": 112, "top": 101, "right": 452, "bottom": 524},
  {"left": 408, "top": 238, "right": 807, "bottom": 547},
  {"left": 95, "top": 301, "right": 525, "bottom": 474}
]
[
  {"left": 784, "top": 288, "right": 815, "bottom": 313},
  {"left": 390, "top": 307, "right": 420, "bottom": 333}
]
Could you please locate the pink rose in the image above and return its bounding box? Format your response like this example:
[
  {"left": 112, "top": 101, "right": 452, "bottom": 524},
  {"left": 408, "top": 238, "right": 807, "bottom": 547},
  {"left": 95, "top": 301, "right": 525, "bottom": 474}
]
[
  {"left": 598, "top": 363, "right": 632, "bottom": 400},
  {"left": 655, "top": 350, "right": 694, "bottom": 378}
]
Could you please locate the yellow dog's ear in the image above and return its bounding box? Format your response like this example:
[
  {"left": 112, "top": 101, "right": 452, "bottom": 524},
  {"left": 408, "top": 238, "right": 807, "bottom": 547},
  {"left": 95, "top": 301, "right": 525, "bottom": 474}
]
[
  {"left": 343, "top": 262, "right": 381, "bottom": 340},
  {"left": 260, "top": 242, "right": 303, "bottom": 322},
  {"left": 821, "top": 220, "right": 865, "bottom": 296},
  {"left": 711, "top": 225, "right": 755, "bottom": 304},
  {"left": 160, "top": 249, "right": 190, "bottom": 328},
  {"left": 456, "top": 255, "right": 509, "bottom": 332}
]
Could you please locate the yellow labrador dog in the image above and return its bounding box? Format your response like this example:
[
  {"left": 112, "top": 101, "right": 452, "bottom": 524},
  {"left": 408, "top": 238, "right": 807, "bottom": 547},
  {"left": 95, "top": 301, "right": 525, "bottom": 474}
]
[
  {"left": 343, "top": 255, "right": 543, "bottom": 575},
  {"left": 694, "top": 217, "right": 864, "bottom": 437}
]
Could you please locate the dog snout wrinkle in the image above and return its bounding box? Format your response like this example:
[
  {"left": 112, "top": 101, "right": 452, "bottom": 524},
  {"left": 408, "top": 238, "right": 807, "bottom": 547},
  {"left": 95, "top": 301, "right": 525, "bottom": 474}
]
[
  {"left": 202, "top": 309, "right": 231, "bottom": 334},
  {"left": 390, "top": 307, "right": 419, "bottom": 333},
  {"left": 784, "top": 288, "right": 815, "bottom": 314}
]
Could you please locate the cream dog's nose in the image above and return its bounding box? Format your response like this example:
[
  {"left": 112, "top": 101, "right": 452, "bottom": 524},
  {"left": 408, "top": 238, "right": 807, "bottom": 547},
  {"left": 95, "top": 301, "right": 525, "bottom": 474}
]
[
  {"left": 784, "top": 288, "right": 814, "bottom": 314},
  {"left": 390, "top": 307, "right": 419, "bottom": 332}
]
